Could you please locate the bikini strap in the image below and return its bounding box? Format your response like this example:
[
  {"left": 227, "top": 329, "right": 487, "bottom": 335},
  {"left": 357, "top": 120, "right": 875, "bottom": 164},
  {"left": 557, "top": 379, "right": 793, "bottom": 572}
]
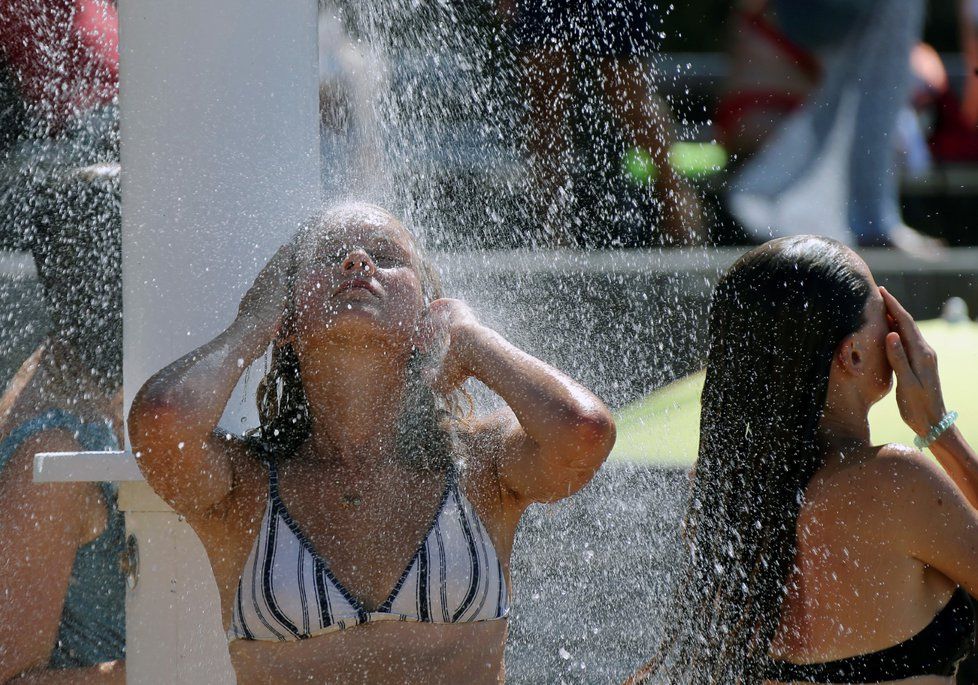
[
  {"left": 266, "top": 458, "right": 281, "bottom": 501},
  {"left": 446, "top": 459, "right": 461, "bottom": 490}
]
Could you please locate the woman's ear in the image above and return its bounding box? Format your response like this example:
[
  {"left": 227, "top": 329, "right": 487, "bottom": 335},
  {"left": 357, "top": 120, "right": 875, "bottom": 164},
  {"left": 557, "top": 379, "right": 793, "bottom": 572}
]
[{"left": 836, "top": 337, "right": 863, "bottom": 377}]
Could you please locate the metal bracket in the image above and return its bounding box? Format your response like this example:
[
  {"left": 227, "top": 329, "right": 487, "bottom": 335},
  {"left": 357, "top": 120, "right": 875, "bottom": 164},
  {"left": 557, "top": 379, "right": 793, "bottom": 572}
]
[{"left": 121, "top": 533, "right": 139, "bottom": 590}]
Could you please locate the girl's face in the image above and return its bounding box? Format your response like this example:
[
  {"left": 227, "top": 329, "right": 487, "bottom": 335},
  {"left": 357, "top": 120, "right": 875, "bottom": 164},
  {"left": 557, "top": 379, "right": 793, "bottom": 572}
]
[{"left": 292, "top": 206, "right": 426, "bottom": 350}]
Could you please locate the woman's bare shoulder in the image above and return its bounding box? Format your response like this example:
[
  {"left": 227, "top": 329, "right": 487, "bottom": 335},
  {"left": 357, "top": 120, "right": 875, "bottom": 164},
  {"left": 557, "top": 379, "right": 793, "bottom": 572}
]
[
  {"left": 856, "top": 443, "right": 961, "bottom": 519},
  {"left": 872, "top": 442, "right": 945, "bottom": 484},
  {"left": 807, "top": 445, "right": 939, "bottom": 521}
]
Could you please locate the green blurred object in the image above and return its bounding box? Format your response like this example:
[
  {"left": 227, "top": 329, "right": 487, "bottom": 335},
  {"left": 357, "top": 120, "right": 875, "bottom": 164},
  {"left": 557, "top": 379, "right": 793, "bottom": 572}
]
[
  {"left": 622, "top": 142, "right": 728, "bottom": 185},
  {"left": 622, "top": 147, "right": 657, "bottom": 184},
  {"left": 669, "top": 141, "right": 728, "bottom": 178},
  {"left": 611, "top": 319, "right": 978, "bottom": 467}
]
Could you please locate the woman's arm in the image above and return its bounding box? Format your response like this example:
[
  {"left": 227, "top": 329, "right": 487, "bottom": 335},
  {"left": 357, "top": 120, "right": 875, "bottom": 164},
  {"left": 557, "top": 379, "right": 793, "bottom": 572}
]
[
  {"left": 886, "top": 447, "right": 978, "bottom": 598},
  {"left": 7, "top": 662, "right": 123, "bottom": 685},
  {"left": 882, "top": 287, "right": 978, "bottom": 509},
  {"left": 428, "top": 299, "right": 615, "bottom": 504},
  {"left": 128, "top": 243, "right": 292, "bottom": 516},
  {"left": 0, "top": 432, "right": 123, "bottom": 684}
]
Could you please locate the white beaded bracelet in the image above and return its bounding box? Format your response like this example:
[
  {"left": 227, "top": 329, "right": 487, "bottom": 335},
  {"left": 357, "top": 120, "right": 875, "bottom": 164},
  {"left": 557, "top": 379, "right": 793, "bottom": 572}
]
[{"left": 913, "top": 410, "right": 959, "bottom": 450}]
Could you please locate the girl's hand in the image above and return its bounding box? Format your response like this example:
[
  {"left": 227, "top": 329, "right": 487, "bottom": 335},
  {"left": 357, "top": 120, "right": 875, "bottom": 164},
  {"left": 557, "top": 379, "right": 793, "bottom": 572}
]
[
  {"left": 881, "top": 287, "right": 948, "bottom": 437},
  {"left": 236, "top": 241, "right": 295, "bottom": 340},
  {"left": 420, "top": 298, "right": 482, "bottom": 395}
]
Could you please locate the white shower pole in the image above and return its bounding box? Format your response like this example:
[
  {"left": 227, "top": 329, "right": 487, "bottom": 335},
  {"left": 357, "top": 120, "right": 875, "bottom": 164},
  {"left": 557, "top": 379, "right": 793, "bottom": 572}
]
[{"left": 117, "top": 1, "right": 319, "bottom": 681}]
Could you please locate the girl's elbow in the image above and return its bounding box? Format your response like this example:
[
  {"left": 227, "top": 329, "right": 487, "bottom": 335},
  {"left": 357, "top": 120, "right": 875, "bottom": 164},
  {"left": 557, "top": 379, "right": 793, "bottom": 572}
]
[
  {"left": 127, "top": 394, "right": 186, "bottom": 464},
  {"left": 571, "top": 410, "right": 617, "bottom": 464}
]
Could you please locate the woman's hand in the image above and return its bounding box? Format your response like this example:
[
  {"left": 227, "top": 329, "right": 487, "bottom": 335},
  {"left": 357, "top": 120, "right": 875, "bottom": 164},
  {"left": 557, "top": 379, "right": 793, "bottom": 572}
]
[
  {"left": 881, "top": 287, "right": 948, "bottom": 437},
  {"left": 420, "top": 298, "right": 482, "bottom": 395},
  {"left": 236, "top": 241, "right": 295, "bottom": 341}
]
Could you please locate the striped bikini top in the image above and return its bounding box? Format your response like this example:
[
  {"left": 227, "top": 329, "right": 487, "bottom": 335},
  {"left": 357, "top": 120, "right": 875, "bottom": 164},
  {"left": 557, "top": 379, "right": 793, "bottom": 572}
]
[{"left": 229, "top": 461, "right": 510, "bottom": 641}]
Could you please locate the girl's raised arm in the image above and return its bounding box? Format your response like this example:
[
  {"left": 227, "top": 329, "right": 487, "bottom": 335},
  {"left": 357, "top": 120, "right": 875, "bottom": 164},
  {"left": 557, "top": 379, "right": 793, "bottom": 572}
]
[
  {"left": 882, "top": 286, "right": 978, "bottom": 508},
  {"left": 881, "top": 286, "right": 978, "bottom": 595},
  {"left": 427, "top": 298, "right": 615, "bottom": 504},
  {"left": 128, "top": 244, "right": 292, "bottom": 516}
]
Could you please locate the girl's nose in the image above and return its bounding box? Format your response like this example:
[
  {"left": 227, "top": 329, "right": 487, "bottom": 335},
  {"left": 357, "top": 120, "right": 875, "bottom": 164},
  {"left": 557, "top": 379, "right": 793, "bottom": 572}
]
[{"left": 342, "top": 249, "right": 374, "bottom": 273}]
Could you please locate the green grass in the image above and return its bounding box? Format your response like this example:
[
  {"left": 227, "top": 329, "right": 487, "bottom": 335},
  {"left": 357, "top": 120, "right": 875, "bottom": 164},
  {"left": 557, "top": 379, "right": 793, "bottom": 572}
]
[{"left": 611, "top": 319, "right": 978, "bottom": 467}]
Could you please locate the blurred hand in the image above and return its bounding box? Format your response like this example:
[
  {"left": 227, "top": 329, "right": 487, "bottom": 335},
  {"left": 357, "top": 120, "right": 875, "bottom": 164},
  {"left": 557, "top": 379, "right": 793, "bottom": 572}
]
[
  {"left": 236, "top": 241, "right": 295, "bottom": 340},
  {"left": 419, "top": 298, "right": 482, "bottom": 395},
  {"left": 881, "top": 287, "right": 947, "bottom": 438}
]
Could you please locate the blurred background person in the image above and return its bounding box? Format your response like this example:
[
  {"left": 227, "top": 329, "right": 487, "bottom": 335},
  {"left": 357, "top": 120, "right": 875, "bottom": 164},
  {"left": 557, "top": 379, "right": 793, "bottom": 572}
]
[
  {"left": 0, "top": 2, "right": 124, "bottom": 681},
  {"left": 0, "top": 0, "right": 119, "bottom": 248},
  {"left": 720, "top": 0, "right": 978, "bottom": 256},
  {"left": 501, "top": 0, "right": 704, "bottom": 246},
  {"left": 0, "top": 166, "right": 124, "bottom": 684}
]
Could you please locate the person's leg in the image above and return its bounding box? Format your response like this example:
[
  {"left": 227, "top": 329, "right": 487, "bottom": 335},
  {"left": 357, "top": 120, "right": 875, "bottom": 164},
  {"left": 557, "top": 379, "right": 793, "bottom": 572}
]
[
  {"left": 599, "top": 58, "right": 703, "bottom": 244},
  {"left": 523, "top": 46, "right": 578, "bottom": 245},
  {"left": 728, "top": 0, "right": 937, "bottom": 254},
  {"left": 833, "top": 0, "right": 920, "bottom": 246}
]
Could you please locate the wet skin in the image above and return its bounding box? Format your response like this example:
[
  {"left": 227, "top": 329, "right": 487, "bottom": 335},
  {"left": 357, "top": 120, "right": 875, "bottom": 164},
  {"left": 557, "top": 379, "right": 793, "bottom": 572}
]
[
  {"left": 0, "top": 345, "right": 125, "bottom": 684},
  {"left": 228, "top": 617, "right": 507, "bottom": 685},
  {"left": 129, "top": 204, "right": 615, "bottom": 684},
  {"left": 765, "top": 255, "right": 978, "bottom": 684}
]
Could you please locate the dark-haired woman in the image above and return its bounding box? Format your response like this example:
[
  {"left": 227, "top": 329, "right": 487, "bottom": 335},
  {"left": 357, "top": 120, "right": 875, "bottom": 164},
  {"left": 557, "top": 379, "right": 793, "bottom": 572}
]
[
  {"left": 128, "top": 203, "right": 615, "bottom": 684},
  {"left": 0, "top": 167, "right": 124, "bottom": 683},
  {"left": 629, "top": 236, "right": 977, "bottom": 684}
]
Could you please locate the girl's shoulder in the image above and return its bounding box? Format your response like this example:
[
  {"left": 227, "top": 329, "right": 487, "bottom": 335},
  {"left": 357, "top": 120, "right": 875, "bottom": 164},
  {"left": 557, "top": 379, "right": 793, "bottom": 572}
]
[
  {"left": 871, "top": 442, "right": 940, "bottom": 482},
  {"left": 849, "top": 443, "right": 961, "bottom": 522},
  {"left": 805, "top": 444, "right": 934, "bottom": 524}
]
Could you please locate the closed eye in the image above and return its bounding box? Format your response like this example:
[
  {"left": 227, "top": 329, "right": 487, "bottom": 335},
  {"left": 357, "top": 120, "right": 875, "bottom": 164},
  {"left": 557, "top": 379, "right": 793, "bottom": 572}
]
[{"left": 372, "top": 252, "right": 406, "bottom": 268}]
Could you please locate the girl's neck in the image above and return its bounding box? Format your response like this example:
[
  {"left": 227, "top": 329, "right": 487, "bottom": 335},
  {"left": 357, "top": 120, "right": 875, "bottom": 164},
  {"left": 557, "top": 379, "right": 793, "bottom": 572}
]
[
  {"left": 818, "top": 405, "right": 872, "bottom": 455},
  {"left": 299, "top": 339, "right": 413, "bottom": 471}
]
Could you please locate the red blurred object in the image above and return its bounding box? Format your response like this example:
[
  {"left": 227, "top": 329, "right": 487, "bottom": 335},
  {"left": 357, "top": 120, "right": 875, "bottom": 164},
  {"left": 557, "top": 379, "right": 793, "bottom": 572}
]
[
  {"left": 0, "top": 0, "right": 118, "bottom": 128},
  {"left": 930, "top": 89, "right": 978, "bottom": 163},
  {"left": 715, "top": 9, "right": 821, "bottom": 156}
]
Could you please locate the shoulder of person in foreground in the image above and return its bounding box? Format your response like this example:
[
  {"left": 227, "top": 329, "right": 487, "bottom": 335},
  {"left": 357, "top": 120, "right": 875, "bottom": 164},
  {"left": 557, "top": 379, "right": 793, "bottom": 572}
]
[{"left": 872, "top": 443, "right": 978, "bottom": 596}]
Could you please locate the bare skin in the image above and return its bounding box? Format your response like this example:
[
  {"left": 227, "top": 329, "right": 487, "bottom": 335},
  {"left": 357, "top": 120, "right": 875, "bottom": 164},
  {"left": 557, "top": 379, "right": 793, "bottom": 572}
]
[
  {"left": 766, "top": 256, "right": 978, "bottom": 684},
  {"left": 0, "top": 344, "right": 124, "bottom": 685},
  {"left": 128, "top": 203, "right": 616, "bottom": 684},
  {"left": 522, "top": 47, "right": 704, "bottom": 246}
]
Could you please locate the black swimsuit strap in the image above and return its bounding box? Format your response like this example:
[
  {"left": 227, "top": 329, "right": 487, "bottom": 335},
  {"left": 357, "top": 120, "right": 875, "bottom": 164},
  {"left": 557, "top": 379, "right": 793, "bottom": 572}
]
[{"left": 765, "top": 589, "right": 976, "bottom": 683}]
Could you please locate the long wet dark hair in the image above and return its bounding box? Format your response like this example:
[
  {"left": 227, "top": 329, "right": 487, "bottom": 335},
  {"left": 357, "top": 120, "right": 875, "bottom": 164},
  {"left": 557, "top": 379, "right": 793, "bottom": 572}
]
[
  {"left": 253, "top": 205, "right": 467, "bottom": 472},
  {"left": 631, "top": 236, "right": 873, "bottom": 684}
]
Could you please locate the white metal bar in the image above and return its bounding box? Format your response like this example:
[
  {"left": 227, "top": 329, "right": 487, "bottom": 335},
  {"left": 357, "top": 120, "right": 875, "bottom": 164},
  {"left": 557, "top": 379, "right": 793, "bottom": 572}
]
[{"left": 33, "top": 450, "right": 143, "bottom": 483}]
